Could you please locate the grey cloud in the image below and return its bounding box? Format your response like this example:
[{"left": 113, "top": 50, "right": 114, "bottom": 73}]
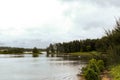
[
  {"left": 92, "top": 0, "right": 120, "bottom": 7},
  {"left": 60, "top": 0, "right": 120, "bottom": 7},
  {"left": 62, "top": 2, "right": 120, "bottom": 40},
  {"left": 5, "top": 39, "right": 50, "bottom": 48},
  {"left": 60, "top": 0, "right": 77, "bottom": 2},
  {"left": 0, "top": 42, "right": 5, "bottom": 46}
]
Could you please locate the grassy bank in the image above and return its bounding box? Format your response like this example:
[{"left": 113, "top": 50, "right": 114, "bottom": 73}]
[
  {"left": 0, "top": 51, "right": 24, "bottom": 54},
  {"left": 69, "top": 51, "right": 102, "bottom": 60}
]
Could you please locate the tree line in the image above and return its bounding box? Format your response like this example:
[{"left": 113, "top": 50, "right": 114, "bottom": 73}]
[
  {"left": 0, "top": 47, "right": 43, "bottom": 54},
  {"left": 0, "top": 47, "right": 24, "bottom": 54},
  {"left": 47, "top": 37, "right": 109, "bottom": 54}
]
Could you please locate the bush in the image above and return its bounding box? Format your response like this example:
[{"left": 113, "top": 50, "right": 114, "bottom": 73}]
[
  {"left": 84, "top": 68, "right": 100, "bottom": 80},
  {"left": 82, "top": 59, "right": 105, "bottom": 80},
  {"left": 88, "top": 59, "right": 100, "bottom": 74},
  {"left": 97, "top": 60, "right": 105, "bottom": 72}
]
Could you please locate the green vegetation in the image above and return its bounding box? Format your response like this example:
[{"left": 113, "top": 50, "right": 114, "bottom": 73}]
[
  {"left": 47, "top": 35, "right": 109, "bottom": 58},
  {"left": 0, "top": 47, "right": 24, "bottom": 54},
  {"left": 105, "top": 20, "right": 120, "bottom": 80},
  {"left": 32, "top": 47, "right": 40, "bottom": 57},
  {"left": 70, "top": 51, "right": 100, "bottom": 56},
  {"left": 69, "top": 51, "right": 101, "bottom": 60},
  {"left": 110, "top": 65, "right": 120, "bottom": 80},
  {"left": 32, "top": 47, "right": 39, "bottom": 53},
  {"left": 106, "top": 26, "right": 120, "bottom": 65},
  {"left": 84, "top": 68, "right": 100, "bottom": 80},
  {"left": 0, "top": 47, "right": 44, "bottom": 58},
  {"left": 83, "top": 20, "right": 120, "bottom": 80},
  {"left": 97, "top": 60, "right": 105, "bottom": 72},
  {"left": 47, "top": 39, "right": 98, "bottom": 54},
  {"left": 82, "top": 59, "right": 105, "bottom": 80},
  {"left": 82, "top": 20, "right": 120, "bottom": 80}
]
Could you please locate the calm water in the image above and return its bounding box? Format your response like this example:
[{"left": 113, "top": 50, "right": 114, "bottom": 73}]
[{"left": 0, "top": 52, "right": 86, "bottom": 80}]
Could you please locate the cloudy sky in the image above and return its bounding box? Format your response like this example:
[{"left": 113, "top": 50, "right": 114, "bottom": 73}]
[{"left": 0, "top": 0, "right": 120, "bottom": 48}]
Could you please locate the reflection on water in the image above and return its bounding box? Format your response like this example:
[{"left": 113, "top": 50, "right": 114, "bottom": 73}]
[{"left": 0, "top": 53, "right": 86, "bottom": 80}]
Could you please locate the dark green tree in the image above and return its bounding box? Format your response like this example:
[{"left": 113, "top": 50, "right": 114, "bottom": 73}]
[
  {"left": 32, "top": 47, "right": 39, "bottom": 53},
  {"left": 106, "top": 19, "right": 120, "bottom": 64},
  {"left": 32, "top": 47, "right": 39, "bottom": 57}
]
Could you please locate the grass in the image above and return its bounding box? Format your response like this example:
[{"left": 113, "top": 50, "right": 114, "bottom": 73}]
[
  {"left": 110, "top": 65, "right": 120, "bottom": 80},
  {"left": 69, "top": 51, "right": 101, "bottom": 60},
  {"left": 70, "top": 51, "right": 101, "bottom": 56},
  {"left": 0, "top": 51, "right": 42, "bottom": 54},
  {"left": 0, "top": 51, "right": 23, "bottom": 54}
]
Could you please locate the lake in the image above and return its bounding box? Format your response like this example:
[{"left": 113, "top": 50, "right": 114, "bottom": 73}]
[{"left": 0, "top": 52, "right": 86, "bottom": 80}]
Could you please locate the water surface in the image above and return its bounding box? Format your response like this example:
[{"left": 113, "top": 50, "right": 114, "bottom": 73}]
[{"left": 0, "top": 53, "right": 86, "bottom": 80}]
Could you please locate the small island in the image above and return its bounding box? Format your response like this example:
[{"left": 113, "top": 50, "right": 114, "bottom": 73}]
[{"left": 32, "top": 47, "right": 40, "bottom": 57}]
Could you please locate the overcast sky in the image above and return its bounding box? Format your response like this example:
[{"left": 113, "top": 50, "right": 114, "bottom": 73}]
[{"left": 0, "top": 0, "right": 120, "bottom": 48}]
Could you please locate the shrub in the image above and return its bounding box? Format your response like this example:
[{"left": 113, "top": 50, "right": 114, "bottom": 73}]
[
  {"left": 110, "top": 65, "right": 120, "bottom": 80},
  {"left": 82, "top": 59, "right": 105, "bottom": 80},
  {"left": 88, "top": 59, "right": 100, "bottom": 74},
  {"left": 84, "top": 68, "right": 100, "bottom": 80},
  {"left": 97, "top": 60, "right": 105, "bottom": 72}
]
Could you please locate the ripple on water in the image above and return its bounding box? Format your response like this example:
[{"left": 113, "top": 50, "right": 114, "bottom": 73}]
[{"left": 0, "top": 53, "right": 86, "bottom": 80}]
